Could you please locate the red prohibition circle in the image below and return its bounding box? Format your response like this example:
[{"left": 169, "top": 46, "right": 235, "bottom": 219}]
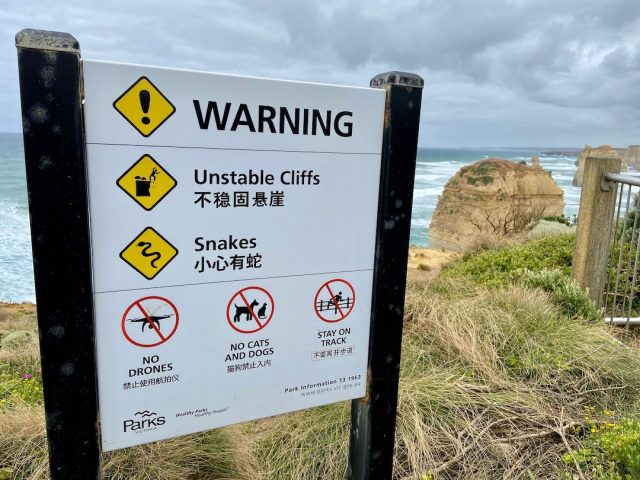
[
  {"left": 314, "top": 278, "right": 356, "bottom": 323},
  {"left": 121, "top": 295, "right": 179, "bottom": 348},
  {"left": 226, "top": 286, "right": 275, "bottom": 334}
]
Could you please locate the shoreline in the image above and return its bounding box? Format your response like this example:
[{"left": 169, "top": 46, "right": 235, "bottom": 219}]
[{"left": 1, "top": 248, "right": 459, "bottom": 307}]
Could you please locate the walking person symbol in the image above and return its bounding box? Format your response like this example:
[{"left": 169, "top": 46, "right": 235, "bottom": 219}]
[{"left": 329, "top": 291, "right": 343, "bottom": 314}]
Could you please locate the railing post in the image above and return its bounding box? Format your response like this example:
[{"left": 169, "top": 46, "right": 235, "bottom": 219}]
[
  {"left": 572, "top": 156, "right": 622, "bottom": 305},
  {"left": 348, "top": 72, "right": 423, "bottom": 480},
  {"left": 15, "top": 29, "right": 101, "bottom": 478}
]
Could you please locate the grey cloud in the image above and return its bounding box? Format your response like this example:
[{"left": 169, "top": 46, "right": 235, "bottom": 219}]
[{"left": 0, "top": 0, "right": 638, "bottom": 146}]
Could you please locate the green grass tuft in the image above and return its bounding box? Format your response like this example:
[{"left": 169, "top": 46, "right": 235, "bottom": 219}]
[
  {"left": 520, "top": 268, "right": 601, "bottom": 322},
  {"left": 441, "top": 234, "right": 575, "bottom": 288}
]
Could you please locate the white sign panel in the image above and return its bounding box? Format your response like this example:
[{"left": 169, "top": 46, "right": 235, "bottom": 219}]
[{"left": 82, "top": 60, "right": 385, "bottom": 451}]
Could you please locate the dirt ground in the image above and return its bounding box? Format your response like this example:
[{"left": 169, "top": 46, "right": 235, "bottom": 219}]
[
  {"left": 0, "top": 302, "right": 36, "bottom": 317},
  {"left": 406, "top": 246, "right": 459, "bottom": 282}
]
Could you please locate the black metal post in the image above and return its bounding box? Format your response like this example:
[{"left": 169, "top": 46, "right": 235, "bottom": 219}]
[
  {"left": 15, "top": 29, "right": 101, "bottom": 479},
  {"left": 348, "top": 71, "right": 423, "bottom": 480}
]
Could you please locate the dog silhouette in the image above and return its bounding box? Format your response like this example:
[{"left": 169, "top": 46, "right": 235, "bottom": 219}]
[
  {"left": 257, "top": 302, "right": 268, "bottom": 319},
  {"left": 234, "top": 299, "right": 259, "bottom": 322}
]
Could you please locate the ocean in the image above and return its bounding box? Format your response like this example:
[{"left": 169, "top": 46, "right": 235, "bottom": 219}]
[{"left": 0, "top": 133, "right": 580, "bottom": 303}]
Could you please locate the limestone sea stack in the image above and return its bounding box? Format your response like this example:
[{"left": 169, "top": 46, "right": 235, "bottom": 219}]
[
  {"left": 429, "top": 159, "right": 564, "bottom": 251},
  {"left": 624, "top": 145, "right": 640, "bottom": 169},
  {"left": 572, "top": 145, "right": 624, "bottom": 187},
  {"left": 531, "top": 155, "right": 541, "bottom": 168}
]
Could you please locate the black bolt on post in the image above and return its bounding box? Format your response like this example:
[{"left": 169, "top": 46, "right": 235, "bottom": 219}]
[
  {"left": 348, "top": 71, "right": 424, "bottom": 480},
  {"left": 15, "top": 29, "right": 101, "bottom": 479}
]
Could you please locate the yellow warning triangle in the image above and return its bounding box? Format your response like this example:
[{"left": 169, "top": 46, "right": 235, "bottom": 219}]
[{"left": 113, "top": 77, "right": 176, "bottom": 137}]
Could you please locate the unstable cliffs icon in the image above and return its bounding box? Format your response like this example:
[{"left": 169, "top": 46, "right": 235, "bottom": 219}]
[{"left": 117, "top": 154, "right": 177, "bottom": 211}]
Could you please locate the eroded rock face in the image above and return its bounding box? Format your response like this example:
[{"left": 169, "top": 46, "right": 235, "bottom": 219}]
[
  {"left": 532, "top": 155, "right": 541, "bottom": 168},
  {"left": 624, "top": 146, "right": 640, "bottom": 169},
  {"left": 573, "top": 145, "right": 624, "bottom": 187},
  {"left": 429, "top": 159, "right": 564, "bottom": 251}
]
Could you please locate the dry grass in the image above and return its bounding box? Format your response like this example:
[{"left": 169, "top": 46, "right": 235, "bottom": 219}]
[
  {"left": 0, "top": 401, "right": 248, "bottom": 480},
  {"left": 2, "top": 272, "right": 640, "bottom": 479},
  {"left": 0, "top": 305, "right": 36, "bottom": 336},
  {"left": 466, "top": 232, "right": 517, "bottom": 255},
  {"left": 0, "top": 403, "right": 50, "bottom": 479},
  {"left": 101, "top": 430, "right": 241, "bottom": 480},
  {"left": 465, "top": 220, "right": 576, "bottom": 255},
  {"left": 249, "top": 279, "right": 640, "bottom": 479},
  {"left": 0, "top": 336, "right": 40, "bottom": 373},
  {"left": 251, "top": 404, "right": 351, "bottom": 480},
  {"left": 0, "top": 304, "right": 38, "bottom": 366},
  {"left": 394, "top": 279, "right": 640, "bottom": 479}
]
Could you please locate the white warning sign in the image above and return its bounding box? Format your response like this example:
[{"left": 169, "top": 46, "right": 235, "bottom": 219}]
[{"left": 83, "top": 60, "right": 384, "bottom": 451}]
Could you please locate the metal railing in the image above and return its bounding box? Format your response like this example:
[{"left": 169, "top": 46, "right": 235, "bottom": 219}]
[{"left": 601, "top": 171, "right": 640, "bottom": 325}]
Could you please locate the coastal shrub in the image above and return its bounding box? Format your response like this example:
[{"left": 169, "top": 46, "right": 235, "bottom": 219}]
[
  {"left": 544, "top": 214, "right": 577, "bottom": 226},
  {"left": 0, "top": 330, "right": 33, "bottom": 348},
  {"left": 468, "top": 204, "right": 547, "bottom": 237},
  {"left": 442, "top": 234, "right": 575, "bottom": 288},
  {"left": 468, "top": 162, "right": 499, "bottom": 177},
  {"left": 0, "top": 371, "right": 43, "bottom": 408},
  {"left": 466, "top": 175, "right": 494, "bottom": 186},
  {"left": 524, "top": 219, "right": 576, "bottom": 241},
  {"left": 562, "top": 412, "right": 640, "bottom": 479},
  {"left": 466, "top": 232, "right": 516, "bottom": 254},
  {"left": 520, "top": 220, "right": 576, "bottom": 243},
  {"left": 521, "top": 269, "right": 601, "bottom": 322}
]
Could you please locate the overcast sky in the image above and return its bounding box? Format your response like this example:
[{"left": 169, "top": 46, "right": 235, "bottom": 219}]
[{"left": 1, "top": 0, "right": 638, "bottom": 147}]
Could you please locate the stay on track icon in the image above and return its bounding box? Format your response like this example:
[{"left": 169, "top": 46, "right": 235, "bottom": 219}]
[
  {"left": 226, "top": 286, "right": 274, "bottom": 334},
  {"left": 121, "top": 296, "right": 179, "bottom": 347},
  {"left": 314, "top": 279, "right": 356, "bottom": 323}
]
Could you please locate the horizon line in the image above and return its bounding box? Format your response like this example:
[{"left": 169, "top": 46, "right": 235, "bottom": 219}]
[{"left": 0, "top": 132, "right": 585, "bottom": 151}]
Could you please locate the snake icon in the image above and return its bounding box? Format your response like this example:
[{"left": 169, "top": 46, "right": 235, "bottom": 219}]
[{"left": 136, "top": 241, "right": 162, "bottom": 268}]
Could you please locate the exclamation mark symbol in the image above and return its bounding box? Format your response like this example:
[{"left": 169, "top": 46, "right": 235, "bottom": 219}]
[{"left": 140, "top": 90, "right": 151, "bottom": 125}]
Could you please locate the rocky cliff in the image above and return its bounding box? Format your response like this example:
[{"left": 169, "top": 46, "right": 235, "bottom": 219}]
[
  {"left": 429, "top": 159, "right": 564, "bottom": 251},
  {"left": 624, "top": 145, "right": 640, "bottom": 169},
  {"left": 572, "top": 145, "right": 625, "bottom": 187}
]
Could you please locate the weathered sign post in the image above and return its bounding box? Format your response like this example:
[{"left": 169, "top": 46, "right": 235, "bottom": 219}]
[{"left": 16, "top": 28, "right": 422, "bottom": 479}]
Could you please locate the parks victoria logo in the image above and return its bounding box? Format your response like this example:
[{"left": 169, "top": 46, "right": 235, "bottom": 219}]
[{"left": 123, "top": 410, "right": 166, "bottom": 433}]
